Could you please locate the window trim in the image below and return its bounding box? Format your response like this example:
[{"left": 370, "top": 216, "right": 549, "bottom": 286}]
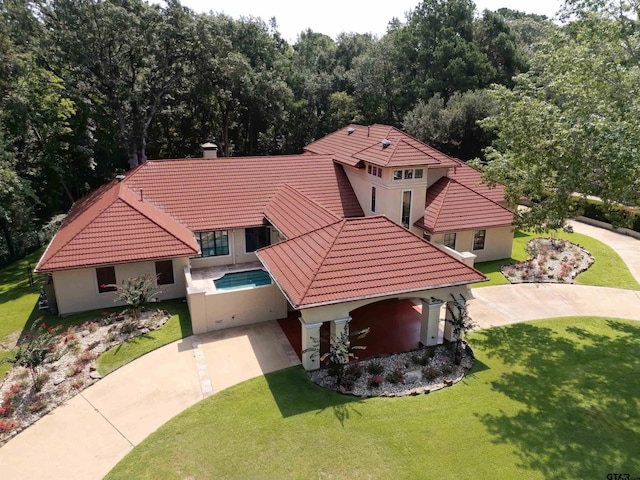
[
  {"left": 401, "top": 189, "right": 412, "bottom": 229},
  {"left": 473, "top": 229, "right": 487, "bottom": 251},
  {"left": 443, "top": 232, "right": 457, "bottom": 250},
  {"left": 96, "top": 266, "right": 117, "bottom": 294},
  {"left": 155, "top": 259, "right": 175, "bottom": 286},
  {"left": 196, "top": 230, "right": 230, "bottom": 258},
  {"left": 244, "top": 226, "right": 271, "bottom": 254}
]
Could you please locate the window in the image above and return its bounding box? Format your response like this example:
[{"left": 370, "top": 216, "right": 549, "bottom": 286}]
[
  {"left": 393, "top": 170, "right": 402, "bottom": 180},
  {"left": 377, "top": 167, "right": 382, "bottom": 178},
  {"left": 155, "top": 260, "right": 174, "bottom": 285},
  {"left": 422, "top": 232, "right": 431, "bottom": 242},
  {"left": 443, "top": 233, "right": 457, "bottom": 249},
  {"left": 367, "top": 165, "right": 372, "bottom": 174},
  {"left": 372, "top": 166, "right": 378, "bottom": 176},
  {"left": 473, "top": 230, "right": 486, "bottom": 250},
  {"left": 404, "top": 169, "right": 413, "bottom": 179},
  {"left": 197, "top": 231, "right": 229, "bottom": 257},
  {"left": 415, "top": 169, "right": 424, "bottom": 179},
  {"left": 401, "top": 191, "right": 412, "bottom": 228},
  {"left": 96, "top": 266, "right": 116, "bottom": 293},
  {"left": 371, "top": 186, "right": 376, "bottom": 212},
  {"left": 245, "top": 227, "right": 270, "bottom": 252}
]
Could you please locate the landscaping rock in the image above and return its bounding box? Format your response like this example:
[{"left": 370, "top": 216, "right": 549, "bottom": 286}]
[
  {"left": 89, "top": 371, "right": 101, "bottom": 380},
  {"left": 404, "top": 369, "right": 422, "bottom": 384}
]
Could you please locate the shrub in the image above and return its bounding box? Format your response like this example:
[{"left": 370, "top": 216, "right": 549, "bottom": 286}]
[
  {"left": 424, "top": 367, "right": 439, "bottom": 381},
  {"left": 441, "top": 363, "right": 455, "bottom": 375},
  {"left": 106, "top": 274, "right": 161, "bottom": 320},
  {"left": 0, "top": 418, "right": 15, "bottom": 433},
  {"left": 366, "top": 360, "right": 384, "bottom": 375},
  {"left": 27, "top": 395, "right": 48, "bottom": 413},
  {"left": 341, "top": 363, "right": 363, "bottom": 390},
  {"left": 412, "top": 349, "right": 433, "bottom": 366},
  {"left": 367, "top": 375, "right": 383, "bottom": 388},
  {"left": 386, "top": 368, "right": 405, "bottom": 384}
]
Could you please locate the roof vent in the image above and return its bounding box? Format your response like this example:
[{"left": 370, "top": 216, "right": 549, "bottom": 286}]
[
  {"left": 381, "top": 139, "right": 391, "bottom": 148},
  {"left": 347, "top": 127, "right": 355, "bottom": 135},
  {"left": 115, "top": 174, "right": 126, "bottom": 182}
]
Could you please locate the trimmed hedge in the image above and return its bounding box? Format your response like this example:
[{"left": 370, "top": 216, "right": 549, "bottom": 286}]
[{"left": 572, "top": 198, "right": 640, "bottom": 233}]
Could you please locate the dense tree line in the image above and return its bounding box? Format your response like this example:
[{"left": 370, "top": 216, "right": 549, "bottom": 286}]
[{"left": 6, "top": 0, "right": 634, "bottom": 261}]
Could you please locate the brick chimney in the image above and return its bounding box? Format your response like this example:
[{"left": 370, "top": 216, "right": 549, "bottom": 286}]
[{"left": 201, "top": 142, "right": 218, "bottom": 159}]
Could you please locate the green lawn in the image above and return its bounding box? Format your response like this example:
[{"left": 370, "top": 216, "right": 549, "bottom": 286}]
[
  {"left": 474, "top": 230, "right": 640, "bottom": 290},
  {"left": 0, "top": 249, "right": 192, "bottom": 378},
  {"left": 106, "top": 317, "right": 640, "bottom": 480}
]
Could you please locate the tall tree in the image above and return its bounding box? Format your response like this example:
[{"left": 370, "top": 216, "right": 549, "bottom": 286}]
[
  {"left": 479, "top": 0, "right": 640, "bottom": 230},
  {"left": 43, "top": 0, "right": 196, "bottom": 169}
]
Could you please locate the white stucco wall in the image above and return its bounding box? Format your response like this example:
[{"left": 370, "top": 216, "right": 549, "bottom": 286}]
[
  {"left": 430, "top": 226, "right": 513, "bottom": 262},
  {"left": 190, "top": 227, "right": 277, "bottom": 269},
  {"left": 188, "top": 281, "right": 288, "bottom": 334},
  {"left": 52, "top": 257, "right": 189, "bottom": 315},
  {"left": 343, "top": 164, "right": 427, "bottom": 227}
]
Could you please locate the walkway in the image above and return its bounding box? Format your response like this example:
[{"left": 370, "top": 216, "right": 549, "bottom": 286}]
[
  {"left": 0, "top": 220, "right": 638, "bottom": 479},
  {"left": 0, "top": 321, "right": 298, "bottom": 480}
]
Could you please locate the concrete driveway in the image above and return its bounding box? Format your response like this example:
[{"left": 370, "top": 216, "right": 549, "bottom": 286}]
[{"left": 0, "top": 321, "right": 298, "bottom": 480}]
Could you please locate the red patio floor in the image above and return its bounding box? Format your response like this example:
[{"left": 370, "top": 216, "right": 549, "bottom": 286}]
[{"left": 277, "top": 298, "right": 423, "bottom": 362}]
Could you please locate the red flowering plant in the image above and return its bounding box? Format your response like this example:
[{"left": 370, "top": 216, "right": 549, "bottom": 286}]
[
  {"left": 2, "top": 320, "right": 66, "bottom": 391},
  {"left": 105, "top": 274, "right": 161, "bottom": 321}
]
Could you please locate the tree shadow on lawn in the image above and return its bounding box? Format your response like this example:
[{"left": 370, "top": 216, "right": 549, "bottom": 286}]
[
  {"left": 472, "top": 320, "right": 640, "bottom": 479},
  {"left": 264, "top": 366, "right": 365, "bottom": 426}
]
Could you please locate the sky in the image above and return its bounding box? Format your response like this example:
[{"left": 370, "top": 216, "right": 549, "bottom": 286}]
[{"left": 180, "top": 0, "right": 564, "bottom": 43}]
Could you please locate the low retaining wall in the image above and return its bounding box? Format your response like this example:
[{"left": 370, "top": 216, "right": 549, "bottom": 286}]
[{"left": 575, "top": 217, "right": 640, "bottom": 240}]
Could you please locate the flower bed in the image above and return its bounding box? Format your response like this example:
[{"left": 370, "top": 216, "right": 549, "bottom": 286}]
[
  {"left": 309, "top": 343, "right": 474, "bottom": 397},
  {"left": 501, "top": 238, "right": 594, "bottom": 284},
  {"left": 0, "top": 308, "right": 170, "bottom": 445}
]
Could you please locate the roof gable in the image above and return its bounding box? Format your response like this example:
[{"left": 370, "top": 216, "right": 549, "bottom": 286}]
[
  {"left": 36, "top": 182, "right": 199, "bottom": 272},
  {"left": 257, "top": 216, "right": 486, "bottom": 308},
  {"left": 416, "top": 177, "right": 514, "bottom": 234},
  {"left": 448, "top": 158, "right": 505, "bottom": 204},
  {"left": 264, "top": 184, "right": 340, "bottom": 239},
  {"left": 305, "top": 124, "right": 459, "bottom": 169}
]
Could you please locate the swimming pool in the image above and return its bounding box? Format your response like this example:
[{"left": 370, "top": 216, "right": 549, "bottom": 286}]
[{"left": 214, "top": 269, "right": 272, "bottom": 291}]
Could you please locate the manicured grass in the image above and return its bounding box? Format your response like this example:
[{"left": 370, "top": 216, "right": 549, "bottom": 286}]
[
  {"left": 0, "top": 249, "right": 193, "bottom": 378},
  {"left": 96, "top": 300, "right": 192, "bottom": 376},
  {"left": 474, "top": 230, "right": 640, "bottom": 290},
  {"left": 106, "top": 317, "right": 640, "bottom": 480}
]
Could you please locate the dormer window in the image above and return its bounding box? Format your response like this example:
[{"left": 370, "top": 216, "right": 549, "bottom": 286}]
[
  {"left": 393, "top": 170, "right": 402, "bottom": 180},
  {"left": 404, "top": 170, "right": 413, "bottom": 180},
  {"left": 368, "top": 164, "right": 382, "bottom": 178},
  {"left": 393, "top": 168, "right": 424, "bottom": 180}
]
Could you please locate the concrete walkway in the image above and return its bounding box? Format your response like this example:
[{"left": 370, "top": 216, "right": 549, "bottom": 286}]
[
  {"left": 0, "top": 221, "right": 637, "bottom": 479},
  {"left": 0, "top": 321, "right": 299, "bottom": 480}
]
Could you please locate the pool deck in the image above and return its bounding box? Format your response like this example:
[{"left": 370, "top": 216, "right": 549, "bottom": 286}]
[{"left": 189, "top": 261, "right": 265, "bottom": 294}]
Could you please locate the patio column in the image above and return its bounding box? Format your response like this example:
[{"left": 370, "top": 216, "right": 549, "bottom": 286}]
[
  {"left": 300, "top": 320, "right": 323, "bottom": 371},
  {"left": 420, "top": 299, "right": 442, "bottom": 346},
  {"left": 330, "top": 317, "right": 351, "bottom": 345},
  {"left": 444, "top": 301, "right": 458, "bottom": 342}
]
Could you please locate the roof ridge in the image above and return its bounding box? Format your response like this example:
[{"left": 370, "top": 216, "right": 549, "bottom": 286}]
[
  {"left": 119, "top": 186, "right": 197, "bottom": 253},
  {"left": 430, "top": 177, "right": 450, "bottom": 231},
  {"left": 36, "top": 181, "right": 121, "bottom": 271},
  {"left": 280, "top": 184, "right": 340, "bottom": 221},
  {"left": 298, "top": 219, "right": 347, "bottom": 304}
]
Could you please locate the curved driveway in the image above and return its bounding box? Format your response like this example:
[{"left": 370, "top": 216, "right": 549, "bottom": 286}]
[{"left": 0, "top": 221, "right": 638, "bottom": 479}]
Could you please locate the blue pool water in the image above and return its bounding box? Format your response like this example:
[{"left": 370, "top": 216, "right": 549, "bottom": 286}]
[{"left": 214, "top": 269, "right": 272, "bottom": 291}]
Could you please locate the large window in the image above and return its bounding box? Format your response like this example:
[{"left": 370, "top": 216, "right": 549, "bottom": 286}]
[
  {"left": 443, "top": 233, "right": 457, "bottom": 249},
  {"left": 371, "top": 186, "right": 376, "bottom": 213},
  {"left": 401, "top": 191, "right": 412, "bottom": 228},
  {"left": 245, "top": 227, "right": 270, "bottom": 252},
  {"left": 473, "top": 230, "right": 486, "bottom": 250},
  {"left": 197, "top": 231, "right": 229, "bottom": 257},
  {"left": 96, "top": 266, "right": 116, "bottom": 293},
  {"left": 155, "top": 260, "right": 175, "bottom": 285}
]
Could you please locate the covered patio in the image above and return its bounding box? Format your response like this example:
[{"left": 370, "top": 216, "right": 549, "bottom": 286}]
[{"left": 257, "top": 216, "right": 487, "bottom": 370}]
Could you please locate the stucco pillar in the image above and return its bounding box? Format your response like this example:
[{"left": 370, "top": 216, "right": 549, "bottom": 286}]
[
  {"left": 444, "top": 301, "right": 458, "bottom": 342},
  {"left": 330, "top": 317, "right": 351, "bottom": 346},
  {"left": 300, "top": 320, "right": 323, "bottom": 371},
  {"left": 420, "top": 300, "right": 443, "bottom": 346}
]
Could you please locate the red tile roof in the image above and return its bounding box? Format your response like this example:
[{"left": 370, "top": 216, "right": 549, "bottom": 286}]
[
  {"left": 256, "top": 216, "right": 486, "bottom": 308},
  {"left": 304, "top": 124, "right": 459, "bottom": 169},
  {"left": 415, "top": 177, "right": 514, "bottom": 234},
  {"left": 35, "top": 182, "right": 199, "bottom": 272},
  {"left": 264, "top": 184, "right": 340, "bottom": 239},
  {"left": 123, "top": 155, "right": 363, "bottom": 232},
  {"left": 448, "top": 158, "right": 505, "bottom": 204}
]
